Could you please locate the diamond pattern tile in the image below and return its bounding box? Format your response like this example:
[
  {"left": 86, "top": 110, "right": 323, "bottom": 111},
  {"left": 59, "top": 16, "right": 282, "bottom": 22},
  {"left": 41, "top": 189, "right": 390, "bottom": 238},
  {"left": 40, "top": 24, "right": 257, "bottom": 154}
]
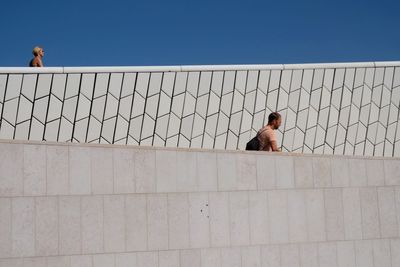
[
  {"left": 44, "top": 120, "right": 59, "bottom": 141},
  {"left": 186, "top": 72, "right": 200, "bottom": 97},
  {"left": 333, "top": 69, "right": 345, "bottom": 90},
  {"left": 182, "top": 93, "right": 196, "bottom": 117},
  {"left": 268, "top": 70, "right": 280, "bottom": 91},
  {"left": 222, "top": 71, "right": 235, "bottom": 94},
  {"left": 65, "top": 74, "right": 80, "bottom": 99},
  {"left": 192, "top": 114, "right": 205, "bottom": 138},
  {"left": 210, "top": 71, "right": 224, "bottom": 96},
  {"left": 246, "top": 71, "right": 258, "bottom": 92},
  {"left": 35, "top": 74, "right": 52, "bottom": 99},
  {"left": 0, "top": 75, "right": 8, "bottom": 102},
  {"left": 354, "top": 68, "right": 366, "bottom": 88},
  {"left": 121, "top": 73, "right": 136, "bottom": 98},
  {"left": 167, "top": 113, "right": 180, "bottom": 137},
  {"left": 32, "top": 96, "right": 49, "bottom": 123},
  {"left": 75, "top": 95, "right": 92, "bottom": 122},
  {"left": 114, "top": 115, "right": 129, "bottom": 142},
  {"left": 17, "top": 96, "right": 33, "bottom": 123},
  {"left": 62, "top": 97, "right": 78, "bottom": 122},
  {"left": 0, "top": 120, "right": 14, "bottom": 138},
  {"left": 0, "top": 65, "right": 399, "bottom": 156},
  {"left": 141, "top": 114, "right": 155, "bottom": 140},
  {"left": 374, "top": 68, "right": 385, "bottom": 86},
  {"left": 14, "top": 120, "right": 30, "bottom": 140},
  {"left": 288, "top": 89, "right": 300, "bottom": 112},
  {"left": 198, "top": 71, "right": 212, "bottom": 97},
  {"left": 232, "top": 90, "right": 244, "bottom": 114},
  {"left": 74, "top": 118, "right": 89, "bottom": 142},
  {"left": 135, "top": 73, "right": 150, "bottom": 97},
  {"left": 195, "top": 94, "right": 208, "bottom": 118},
  {"left": 30, "top": 117, "right": 44, "bottom": 141},
  {"left": 235, "top": 71, "right": 247, "bottom": 94},
  {"left": 155, "top": 114, "right": 169, "bottom": 140},
  {"left": 145, "top": 94, "right": 159, "bottom": 120},
  {"left": 58, "top": 117, "right": 73, "bottom": 142},
  {"left": 266, "top": 90, "right": 278, "bottom": 112},
  {"left": 258, "top": 70, "right": 269, "bottom": 91},
  {"left": 102, "top": 117, "right": 117, "bottom": 143},
  {"left": 148, "top": 73, "right": 162, "bottom": 97},
  {"left": 3, "top": 98, "right": 18, "bottom": 125},
  {"left": 344, "top": 68, "right": 355, "bottom": 89},
  {"left": 51, "top": 74, "right": 67, "bottom": 100},
  {"left": 5, "top": 75, "right": 22, "bottom": 101},
  {"left": 21, "top": 74, "right": 37, "bottom": 101},
  {"left": 205, "top": 113, "right": 218, "bottom": 137}
]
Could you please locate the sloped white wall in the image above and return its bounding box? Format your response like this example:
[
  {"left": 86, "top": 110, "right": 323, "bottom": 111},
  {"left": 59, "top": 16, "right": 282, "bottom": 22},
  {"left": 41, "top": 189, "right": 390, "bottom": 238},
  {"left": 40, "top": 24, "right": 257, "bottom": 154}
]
[{"left": 1, "top": 139, "right": 400, "bottom": 266}]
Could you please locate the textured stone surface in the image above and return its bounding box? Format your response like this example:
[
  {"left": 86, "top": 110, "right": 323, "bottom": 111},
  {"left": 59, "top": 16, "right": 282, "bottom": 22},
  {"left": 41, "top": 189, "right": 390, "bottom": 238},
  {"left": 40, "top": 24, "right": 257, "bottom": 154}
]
[{"left": 0, "top": 140, "right": 400, "bottom": 266}]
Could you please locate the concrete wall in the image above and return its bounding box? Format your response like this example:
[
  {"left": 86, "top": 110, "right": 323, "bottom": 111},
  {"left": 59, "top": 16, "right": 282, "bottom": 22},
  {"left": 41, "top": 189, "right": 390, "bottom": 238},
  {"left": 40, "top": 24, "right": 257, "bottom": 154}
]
[
  {"left": 0, "top": 62, "right": 400, "bottom": 156},
  {"left": 1, "top": 139, "right": 400, "bottom": 266}
]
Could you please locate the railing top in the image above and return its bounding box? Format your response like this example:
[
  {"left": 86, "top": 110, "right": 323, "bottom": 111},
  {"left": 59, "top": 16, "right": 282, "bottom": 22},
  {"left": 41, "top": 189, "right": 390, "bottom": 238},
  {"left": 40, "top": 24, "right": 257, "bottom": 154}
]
[
  {"left": 1, "top": 138, "right": 398, "bottom": 160},
  {"left": 0, "top": 61, "right": 399, "bottom": 74}
]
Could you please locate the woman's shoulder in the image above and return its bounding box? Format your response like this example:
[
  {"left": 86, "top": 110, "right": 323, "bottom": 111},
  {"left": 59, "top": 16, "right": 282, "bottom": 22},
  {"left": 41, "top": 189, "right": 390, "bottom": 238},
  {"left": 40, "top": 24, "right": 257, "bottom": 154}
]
[
  {"left": 30, "top": 57, "right": 40, "bottom": 67},
  {"left": 29, "top": 58, "right": 35, "bottom": 67}
]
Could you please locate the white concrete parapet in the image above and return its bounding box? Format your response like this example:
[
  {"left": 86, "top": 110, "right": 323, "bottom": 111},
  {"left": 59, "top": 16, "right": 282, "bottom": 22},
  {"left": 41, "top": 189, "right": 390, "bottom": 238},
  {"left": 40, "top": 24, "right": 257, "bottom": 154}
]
[{"left": 0, "top": 139, "right": 399, "bottom": 266}]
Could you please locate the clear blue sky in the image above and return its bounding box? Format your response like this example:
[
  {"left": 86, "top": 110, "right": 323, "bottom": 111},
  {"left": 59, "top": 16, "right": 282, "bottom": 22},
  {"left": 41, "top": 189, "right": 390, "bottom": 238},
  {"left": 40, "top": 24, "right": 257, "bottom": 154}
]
[{"left": 1, "top": 0, "right": 399, "bottom": 67}]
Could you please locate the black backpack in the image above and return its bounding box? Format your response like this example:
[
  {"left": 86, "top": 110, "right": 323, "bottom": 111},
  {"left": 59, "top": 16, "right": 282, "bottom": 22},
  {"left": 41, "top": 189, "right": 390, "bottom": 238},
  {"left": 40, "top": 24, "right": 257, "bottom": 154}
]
[
  {"left": 246, "top": 128, "right": 269, "bottom": 151},
  {"left": 246, "top": 136, "right": 260, "bottom": 150}
]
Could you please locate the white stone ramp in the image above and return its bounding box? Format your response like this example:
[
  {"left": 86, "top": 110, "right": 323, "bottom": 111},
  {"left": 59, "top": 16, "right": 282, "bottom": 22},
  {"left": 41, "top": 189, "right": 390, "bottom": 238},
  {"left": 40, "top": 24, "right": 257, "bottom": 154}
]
[{"left": 1, "top": 139, "right": 400, "bottom": 266}]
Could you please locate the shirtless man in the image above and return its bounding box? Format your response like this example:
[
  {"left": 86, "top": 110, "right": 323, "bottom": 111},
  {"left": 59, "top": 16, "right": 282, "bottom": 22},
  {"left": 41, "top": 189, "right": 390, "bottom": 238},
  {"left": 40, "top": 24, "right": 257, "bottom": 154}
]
[
  {"left": 258, "top": 112, "right": 282, "bottom": 152},
  {"left": 29, "top": 46, "right": 44, "bottom": 67}
]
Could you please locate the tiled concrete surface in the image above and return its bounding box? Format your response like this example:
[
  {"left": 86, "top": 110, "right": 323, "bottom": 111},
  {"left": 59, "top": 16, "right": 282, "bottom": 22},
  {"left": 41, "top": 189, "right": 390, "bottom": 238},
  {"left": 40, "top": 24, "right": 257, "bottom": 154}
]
[
  {"left": 0, "top": 140, "right": 400, "bottom": 266},
  {"left": 1, "top": 241, "right": 400, "bottom": 267},
  {"left": 1, "top": 63, "right": 400, "bottom": 157}
]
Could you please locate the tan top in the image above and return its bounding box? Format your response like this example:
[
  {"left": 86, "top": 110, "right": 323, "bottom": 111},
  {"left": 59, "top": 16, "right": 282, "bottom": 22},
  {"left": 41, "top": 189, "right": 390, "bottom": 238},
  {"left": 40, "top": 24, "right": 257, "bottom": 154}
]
[{"left": 257, "top": 125, "right": 277, "bottom": 151}]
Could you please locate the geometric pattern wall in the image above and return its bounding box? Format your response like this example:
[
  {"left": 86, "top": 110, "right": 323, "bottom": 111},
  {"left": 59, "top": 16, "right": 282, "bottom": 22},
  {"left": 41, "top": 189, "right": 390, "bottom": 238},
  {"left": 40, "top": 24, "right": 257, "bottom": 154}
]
[{"left": 0, "top": 62, "right": 399, "bottom": 157}]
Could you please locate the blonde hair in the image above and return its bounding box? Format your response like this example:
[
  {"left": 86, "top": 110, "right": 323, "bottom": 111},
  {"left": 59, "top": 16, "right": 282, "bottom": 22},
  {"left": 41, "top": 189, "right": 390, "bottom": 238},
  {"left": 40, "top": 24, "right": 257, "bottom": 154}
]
[{"left": 32, "top": 46, "right": 42, "bottom": 56}]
